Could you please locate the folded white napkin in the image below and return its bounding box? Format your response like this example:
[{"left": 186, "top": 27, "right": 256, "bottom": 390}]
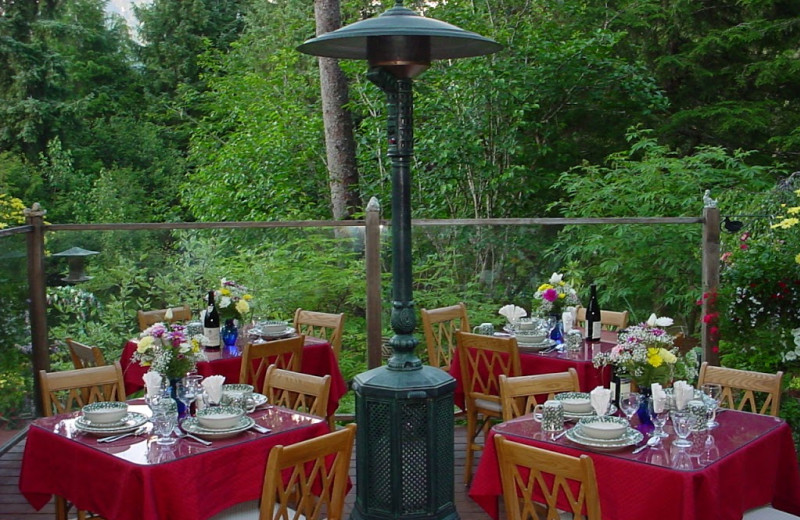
[
  {"left": 498, "top": 304, "right": 527, "bottom": 322},
  {"left": 651, "top": 383, "right": 667, "bottom": 413},
  {"left": 673, "top": 380, "right": 694, "bottom": 410},
  {"left": 562, "top": 311, "right": 574, "bottom": 333},
  {"left": 590, "top": 386, "right": 611, "bottom": 416},
  {"left": 143, "top": 371, "right": 163, "bottom": 399},
  {"left": 202, "top": 375, "right": 226, "bottom": 404}
]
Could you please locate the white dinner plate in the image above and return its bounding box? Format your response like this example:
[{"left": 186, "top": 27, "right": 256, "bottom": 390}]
[
  {"left": 517, "top": 338, "right": 557, "bottom": 351},
  {"left": 75, "top": 412, "right": 148, "bottom": 436},
  {"left": 252, "top": 393, "right": 268, "bottom": 408},
  {"left": 181, "top": 416, "right": 255, "bottom": 439},
  {"left": 566, "top": 425, "right": 642, "bottom": 451},
  {"left": 248, "top": 327, "right": 296, "bottom": 340}
]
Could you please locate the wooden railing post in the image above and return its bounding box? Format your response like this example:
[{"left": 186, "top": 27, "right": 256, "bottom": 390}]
[
  {"left": 365, "top": 197, "right": 383, "bottom": 369},
  {"left": 24, "top": 203, "right": 49, "bottom": 417},
  {"left": 701, "top": 204, "right": 721, "bottom": 366}
]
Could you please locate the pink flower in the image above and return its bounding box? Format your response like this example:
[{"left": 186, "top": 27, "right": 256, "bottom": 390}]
[{"left": 542, "top": 288, "right": 558, "bottom": 302}]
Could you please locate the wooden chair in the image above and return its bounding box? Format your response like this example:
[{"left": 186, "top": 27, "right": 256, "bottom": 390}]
[
  {"left": 263, "top": 364, "right": 332, "bottom": 428},
  {"left": 499, "top": 368, "right": 580, "bottom": 421},
  {"left": 495, "top": 434, "right": 602, "bottom": 520},
  {"left": 456, "top": 331, "right": 521, "bottom": 485},
  {"left": 420, "top": 302, "right": 470, "bottom": 371},
  {"left": 576, "top": 307, "right": 629, "bottom": 330},
  {"left": 40, "top": 362, "right": 126, "bottom": 520},
  {"left": 209, "top": 424, "right": 357, "bottom": 520},
  {"left": 239, "top": 335, "right": 305, "bottom": 389},
  {"left": 137, "top": 304, "right": 192, "bottom": 331},
  {"left": 696, "top": 362, "right": 783, "bottom": 416},
  {"left": 293, "top": 308, "right": 345, "bottom": 359},
  {"left": 65, "top": 338, "right": 106, "bottom": 369}
]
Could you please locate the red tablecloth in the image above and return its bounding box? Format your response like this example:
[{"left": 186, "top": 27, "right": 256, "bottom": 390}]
[
  {"left": 449, "top": 337, "right": 613, "bottom": 409},
  {"left": 19, "top": 402, "right": 330, "bottom": 520},
  {"left": 469, "top": 411, "right": 800, "bottom": 520},
  {"left": 120, "top": 338, "right": 347, "bottom": 416}
]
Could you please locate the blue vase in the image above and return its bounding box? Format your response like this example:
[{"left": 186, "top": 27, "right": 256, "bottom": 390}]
[
  {"left": 636, "top": 387, "right": 654, "bottom": 433},
  {"left": 222, "top": 319, "right": 238, "bottom": 348},
  {"left": 549, "top": 315, "right": 564, "bottom": 344},
  {"left": 168, "top": 378, "right": 187, "bottom": 418}
]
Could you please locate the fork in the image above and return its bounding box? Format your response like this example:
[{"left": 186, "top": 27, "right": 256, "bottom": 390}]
[
  {"left": 98, "top": 425, "right": 148, "bottom": 443},
  {"left": 174, "top": 428, "right": 212, "bottom": 446}
]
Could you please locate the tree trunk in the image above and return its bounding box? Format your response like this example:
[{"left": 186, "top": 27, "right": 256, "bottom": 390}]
[{"left": 314, "top": 0, "right": 361, "bottom": 220}]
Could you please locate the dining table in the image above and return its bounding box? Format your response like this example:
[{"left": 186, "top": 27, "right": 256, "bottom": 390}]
[
  {"left": 448, "top": 330, "right": 615, "bottom": 409},
  {"left": 19, "top": 400, "right": 331, "bottom": 520},
  {"left": 469, "top": 409, "right": 800, "bottom": 520},
  {"left": 119, "top": 334, "right": 347, "bottom": 416}
]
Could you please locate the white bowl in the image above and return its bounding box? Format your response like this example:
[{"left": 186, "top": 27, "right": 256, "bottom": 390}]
[
  {"left": 555, "top": 392, "right": 593, "bottom": 413},
  {"left": 196, "top": 406, "right": 244, "bottom": 430},
  {"left": 222, "top": 383, "right": 254, "bottom": 396},
  {"left": 82, "top": 402, "right": 128, "bottom": 424},
  {"left": 515, "top": 331, "right": 548, "bottom": 344},
  {"left": 261, "top": 320, "right": 288, "bottom": 335},
  {"left": 578, "top": 416, "right": 628, "bottom": 440}
]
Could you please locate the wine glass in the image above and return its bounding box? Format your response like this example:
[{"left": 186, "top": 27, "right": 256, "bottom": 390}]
[
  {"left": 701, "top": 383, "right": 722, "bottom": 429},
  {"left": 619, "top": 392, "right": 641, "bottom": 425},
  {"left": 671, "top": 410, "right": 696, "bottom": 448},
  {"left": 698, "top": 434, "right": 720, "bottom": 465},
  {"left": 176, "top": 378, "right": 200, "bottom": 420},
  {"left": 648, "top": 397, "right": 670, "bottom": 438}
]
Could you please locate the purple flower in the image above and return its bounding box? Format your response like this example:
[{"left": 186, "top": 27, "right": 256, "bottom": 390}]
[{"left": 542, "top": 288, "right": 559, "bottom": 302}]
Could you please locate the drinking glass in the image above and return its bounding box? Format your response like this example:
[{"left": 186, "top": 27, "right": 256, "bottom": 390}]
[
  {"left": 698, "top": 434, "right": 720, "bottom": 465},
  {"left": 176, "top": 378, "right": 200, "bottom": 419},
  {"left": 671, "top": 447, "right": 694, "bottom": 470},
  {"left": 619, "top": 392, "right": 641, "bottom": 425},
  {"left": 151, "top": 401, "right": 179, "bottom": 446},
  {"left": 701, "top": 383, "right": 722, "bottom": 429},
  {"left": 671, "top": 410, "right": 696, "bottom": 448},
  {"left": 648, "top": 398, "right": 670, "bottom": 438}
]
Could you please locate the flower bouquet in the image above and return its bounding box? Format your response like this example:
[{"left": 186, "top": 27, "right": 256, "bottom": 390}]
[
  {"left": 133, "top": 323, "right": 207, "bottom": 380},
  {"left": 213, "top": 278, "right": 254, "bottom": 321},
  {"left": 592, "top": 314, "right": 698, "bottom": 388},
  {"left": 532, "top": 272, "right": 580, "bottom": 317}
]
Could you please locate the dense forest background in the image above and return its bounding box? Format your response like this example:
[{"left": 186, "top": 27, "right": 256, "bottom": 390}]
[{"left": 1, "top": 0, "right": 800, "bottom": 427}]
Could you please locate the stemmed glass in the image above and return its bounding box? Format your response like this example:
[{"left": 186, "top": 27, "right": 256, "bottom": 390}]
[
  {"left": 619, "top": 392, "right": 641, "bottom": 426},
  {"left": 671, "top": 410, "right": 697, "bottom": 448},
  {"left": 648, "top": 398, "right": 670, "bottom": 438},
  {"left": 698, "top": 434, "right": 720, "bottom": 465},
  {"left": 701, "top": 383, "right": 722, "bottom": 429},
  {"left": 176, "top": 376, "right": 201, "bottom": 420}
]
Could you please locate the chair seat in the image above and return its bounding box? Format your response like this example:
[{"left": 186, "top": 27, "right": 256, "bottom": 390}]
[
  {"left": 743, "top": 505, "right": 800, "bottom": 520},
  {"left": 210, "top": 500, "right": 309, "bottom": 520},
  {"left": 475, "top": 398, "right": 502, "bottom": 413}
]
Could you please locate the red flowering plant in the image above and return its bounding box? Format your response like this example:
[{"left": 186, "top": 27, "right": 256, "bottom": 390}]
[{"left": 714, "top": 181, "right": 800, "bottom": 377}]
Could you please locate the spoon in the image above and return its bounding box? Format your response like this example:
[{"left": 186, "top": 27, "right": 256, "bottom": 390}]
[
  {"left": 632, "top": 435, "right": 660, "bottom": 454},
  {"left": 98, "top": 425, "right": 148, "bottom": 443}
]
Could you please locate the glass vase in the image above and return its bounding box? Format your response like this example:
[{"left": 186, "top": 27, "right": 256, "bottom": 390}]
[
  {"left": 636, "top": 385, "right": 655, "bottom": 433},
  {"left": 167, "top": 378, "right": 187, "bottom": 418},
  {"left": 222, "top": 318, "right": 238, "bottom": 348},
  {"left": 549, "top": 314, "right": 564, "bottom": 344}
]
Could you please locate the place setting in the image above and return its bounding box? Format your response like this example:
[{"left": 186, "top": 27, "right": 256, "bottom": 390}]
[
  {"left": 562, "top": 387, "right": 641, "bottom": 451},
  {"left": 75, "top": 402, "right": 149, "bottom": 438},
  {"left": 497, "top": 306, "right": 558, "bottom": 353},
  {"left": 248, "top": 320, "right": 296, "bottom": 340}
]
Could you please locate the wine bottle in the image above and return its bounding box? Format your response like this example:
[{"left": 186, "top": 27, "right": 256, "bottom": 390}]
[
  {"left": 203, "top": 290, "right": 221, "bottom": 349},
  {"left": 585, "top": 283, "right": 602, "bottom": 341}
]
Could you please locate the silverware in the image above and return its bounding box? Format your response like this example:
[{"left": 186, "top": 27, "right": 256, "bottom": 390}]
[
  {"left": 176, "top": 430, "right": 212, "bottom": 446},
  {"left": 98, "top": 425, "right": 147, "bottom": 443},
  {"left": 250, "top": 423, "right": 270, "bottom": 434},
  {"left": 552, "top": 429, "right": 570, "bottom": 440},
  {"left": 632, "top": 436, "right": 660, "bottom": 454}
]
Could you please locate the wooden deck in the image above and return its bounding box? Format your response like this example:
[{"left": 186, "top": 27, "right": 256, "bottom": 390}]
[{"left": 0, "top": 424, "right": 495, "bottom": 520}]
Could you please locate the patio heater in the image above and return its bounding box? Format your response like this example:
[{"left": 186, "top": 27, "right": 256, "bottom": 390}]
[
  {"left": 298, "top": 4, "right": 501, "bottom": 520},
  {"left": 51, "top": 246, "right": 100, "bottom": 283}
]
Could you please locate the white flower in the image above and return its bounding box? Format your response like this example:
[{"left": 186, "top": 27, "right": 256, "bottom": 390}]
[
  {"left": 164, "top": 308, "right": 173, "bottom": 320},
  {"left": 549, "top": 272, "right": 563, "bottom": 284},
  {"left": 654, "top": 316, "right": 674, "bottom": 327},
  {"left": 646, "top": 313, "right": 658, "bottom": 327},
  {"left": 219, "top": 296, "right": 232, "bottom": 309}
]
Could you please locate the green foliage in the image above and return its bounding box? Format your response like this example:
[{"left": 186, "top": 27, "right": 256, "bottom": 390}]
[{"left": 553, "top": 129, "right": 775, "bottom": 329}]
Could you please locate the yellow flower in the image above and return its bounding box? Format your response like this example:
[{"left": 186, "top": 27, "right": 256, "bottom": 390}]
[
  {"left": 795, "top": 252, "right": 800, "bottom": 264},
  {"left": 772, "top": 218, "right": 799, "bottom": 229},
  {"left": 659, "top": 348, "right": 677, "bottom": 364},
  {"left": 191, "top": 338, "right": 201, "bottom": 353},
  {"left": 647, "top": 348, "right": 663, "bottom": 368},
  {"left": 537, "top": 283, "right": 554, "bottom": 292},
  {"left": 220, "top": 288, "right": 232, "bottom": 296},
  {"left": 243, "top": 294, "right": 253, "bottom": 301},
  {"left": 788, "top": 207, "right": 800, "bottom": 215},
  {"left": 558, "top": 293, "right": 566, "bottom": 299},
  {"left": 137, "top": 336, "right": 154, "bottom": 353},
  {"left": 235, "top": 299, "right": 250, "bottom": 315}
]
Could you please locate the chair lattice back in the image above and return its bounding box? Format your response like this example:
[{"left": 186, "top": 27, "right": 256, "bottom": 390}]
[
  {"left": 40, "top": 362, "right": 127, "bottom": 417},
  {"left": 697, "top": 362, "right": 783, "bottom": 416},
  {"left": 293, "top": 309, "right": 345, "bottom": 359},
  {"left": 66, "top": 338, "right": 106, "bottom": 370},
  {"left": 264, "top": 364, "right": 331, "bottom": 419},
  {"left": 495, "top": 435, "right": 602, "bottom": 520},
  {"left": 421, "top": 303, "right": 470, "bottom": 371},
  {"left": 240, "top": 336, "right": 305, "bottom": 389},
  {"left": 576, "top": 307, "right": 629, "bottom": 331},
  {"left": 261, "top": 424, "right": 356, "bottom": 520},
  {"left": 500, "top": 369, "right": 580, "bottom": 422},
  {"left": 457, "top": 332, "right": 521, "bottom": 405},
  {"left": 137, "top": 304, "right": 192, "bottom": 331}
]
